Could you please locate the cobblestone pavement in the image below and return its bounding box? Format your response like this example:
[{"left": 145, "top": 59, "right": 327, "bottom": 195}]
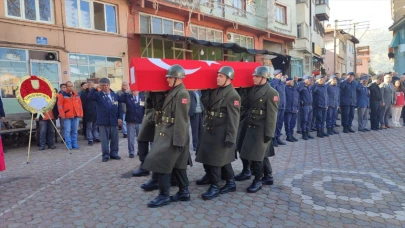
[{"left": 1, "top": 124, "right": 405, "bottom": 227}]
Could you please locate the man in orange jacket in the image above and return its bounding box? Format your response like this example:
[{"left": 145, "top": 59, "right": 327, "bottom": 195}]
[{"left": 57, "top": 81, "right": 83, "bottom": 150}]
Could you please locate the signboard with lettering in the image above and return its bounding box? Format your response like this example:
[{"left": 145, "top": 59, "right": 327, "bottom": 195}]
[{"left": 36, "top": 37, "right": 48, "bottom": 45}]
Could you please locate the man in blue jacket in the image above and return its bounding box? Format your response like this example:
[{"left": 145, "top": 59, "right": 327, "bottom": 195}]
[
  {"left": 188, "top": 90, "right": 204, "bottom": 151},
  {"left": 270, "top": 69, "right": 286, "bottom": 147},
  {"left": 297, "top": 76, "right": 314, "bottom": 140},
  {"left": 357, "top": 75, "right": 370, "bottom": 132},
  {"left": 88, "top": 78, "right": 123, "bottom": 162},
  {"left": 284, "top": 77, "right": 299, "bottom": 142},
  {"left": 312, "top": 75, "right": 329, "bottom": 138},
  {"left": 326, "top": 75, "right": 340, "bottom": 135},
  {"left": 340, "top": 72, "right": 357, "bottom": 133},
  {"left": 118, "top": 90, "right": 145, "bottom": 158}
]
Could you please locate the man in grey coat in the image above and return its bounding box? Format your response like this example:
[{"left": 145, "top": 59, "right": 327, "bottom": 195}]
[{"left": 379, "top": 74, "right": 396, "bottom": 129}]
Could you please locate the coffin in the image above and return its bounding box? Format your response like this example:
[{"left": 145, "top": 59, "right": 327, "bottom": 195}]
[{"left": 129, "top": 58, "right": 262, "bottom": 91}]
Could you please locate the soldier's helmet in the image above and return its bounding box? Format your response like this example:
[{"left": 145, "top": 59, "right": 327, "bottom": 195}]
[
  {"left": 252, "top": 66, "right": 270, "bottom": 79},
  {"left": 218, "top": 66, "right": 234, "bottom": 79},
  {"left": 166, "top": 64, "right": 186, "bottom": 78}
]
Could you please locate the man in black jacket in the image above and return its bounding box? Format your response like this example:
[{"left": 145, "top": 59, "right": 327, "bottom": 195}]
[
  {"left": 368, "top": 75, "right": 382, "bottom": 130},
  {"left": 80, "top": 81, "right": 99, "bottom": 146}
]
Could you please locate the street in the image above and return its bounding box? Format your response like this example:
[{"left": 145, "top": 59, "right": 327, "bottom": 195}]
[{"left": 1, "top": 125, "right": 405, "bottom": 228}]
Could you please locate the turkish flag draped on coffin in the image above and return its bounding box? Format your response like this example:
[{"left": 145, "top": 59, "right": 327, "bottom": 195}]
[{"left": 129, "top": 58, "right": 262, "bottom": 91}]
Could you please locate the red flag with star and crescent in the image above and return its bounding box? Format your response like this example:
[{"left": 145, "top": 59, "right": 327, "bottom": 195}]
[{"left": 129, "top": 58, "right": 261, "bottom": 91}]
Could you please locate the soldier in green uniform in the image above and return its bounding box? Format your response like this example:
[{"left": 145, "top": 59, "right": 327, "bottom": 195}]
[
  {"left": 238, "top": 66, "right": 279, "bottom": 193},
  {"left": 142, "top": 65, "right": 191, "bottom": 208},
  {"left": 195, "top": 66, "right": 241, "bottom": 200}
]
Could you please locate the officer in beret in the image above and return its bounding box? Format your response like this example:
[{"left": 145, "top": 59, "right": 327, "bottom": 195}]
[
  {"left": 238, "top": 66, "right": 279, "bottom": 193},
  {"left": 195, "top": 66, "right": 241, "bottom": 200},
  {"left": 297, "top": 75, "right": 314, "bottom": 140},
  {"left": 284, "top": 77, "right": 299, "bottom": 142},
  {"left": 270, "top": 69, "right": 286, "bottom": 147},
  {"left": 312, "top": 75, "right": 329, "bottom": 138},
  {"left": 326, "top": 75, "right": 340, "bottom": 135},
  {"left": 142, "top": 64, "right": 191, "bottom": 208},
  {"left": 340, "top": 72, "right": 358, "bottom": 133},
  {"left": 88, "top": 78, "right": 123, "bottom": 162},
  {"left": 356, "top": 75, "right": 371, "bottom": 132}
]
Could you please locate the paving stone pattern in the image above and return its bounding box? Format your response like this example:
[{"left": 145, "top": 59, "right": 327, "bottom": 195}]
[{"left": 1, "top": 123, "right": 405, "bottom": 227}]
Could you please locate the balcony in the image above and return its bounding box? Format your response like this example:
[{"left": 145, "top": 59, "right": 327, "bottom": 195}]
[
  {"left": 315, "top": 1, "right": 330, "bottom": 21},
  {"left": 295, "top": 39, "right": 311, "bottom": 53}
]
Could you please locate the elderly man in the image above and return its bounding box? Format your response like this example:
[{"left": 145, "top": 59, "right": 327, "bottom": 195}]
[
  {"left": 270, "top": 69, "right": 286, "bottom": 147},
  {"left": 117, "top": 82, "right": 129, "bottom": 138},
  {"left": 368, "top": 75, "right": 383, "bottom": 130},
  {"left": 340, "top": 72, "right": 357, "bottom": 133},
  {"left": 379, "top": 74, "right": 396, "bottom": 129},
  {"left": 356, "top": 75, "right": 370, "bottom": 132},
  {"left": 80, "top": 81, "right": 99, "bottom": 146},
  {"left": 88, "top": 78, "right": 123, "bottom": 162}
]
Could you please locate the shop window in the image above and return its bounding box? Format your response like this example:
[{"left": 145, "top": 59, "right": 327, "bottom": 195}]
[
  {"left": 6, "top": 0, "right": 53, "bottom": 23},
  {"left": 140, "top": 36, "right": 185, "bottom": 59},
  {"left": 275, "top": 4, "right": 286, "bottom": 24},
  {"left": 69, "top": 53, "right": 123, "bottom": 91},
  {"left": 65, "top": 0, "right": 117, "bottom": 33},
  {"left": 191, "top": 45, "right": 223, "bottom": 61},
  {"left": 226, "top": 51, "right": 253, "bottom": 62},
  {"left": 139, "top": 14, "right": 184, "bottom": 36},
  {"left": 0, "top": 48, "right": 28, "bottom": 98}
]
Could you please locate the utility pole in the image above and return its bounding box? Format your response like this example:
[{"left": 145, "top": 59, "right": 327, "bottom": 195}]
[
  {"left": 333, "top": 19, "right": 352, "bottom": 74},
  {"left": 352, "top": 21, "right": 370, "bottom": 75}
]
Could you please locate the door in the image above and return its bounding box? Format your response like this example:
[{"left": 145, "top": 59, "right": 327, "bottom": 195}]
[{"left": 30, "top": 60, "right": 61, "bottom": 91}]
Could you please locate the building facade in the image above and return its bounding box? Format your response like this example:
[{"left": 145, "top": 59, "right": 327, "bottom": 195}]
[
  {"left": 346, "top": 40, "right": 355, "bottom": 73},
  {"left": 356, "top": 46, "right": 370, "bottom": 74},
  {"left": 289, "top": 0, "right": 329, "bottom": 77},
  {"left": 389, "top": 0, "right": 405, "bottom": 74},
  {"left": 0, "top": 0, "right": 129, "bottom": 114}
]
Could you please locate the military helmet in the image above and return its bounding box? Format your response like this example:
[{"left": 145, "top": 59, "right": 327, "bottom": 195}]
[
  {"left": 218, "top": 66, "right": 234, "bottom": 79},
  {"left": 166, "top": 64, "right": 185, "bottom": 78},
  {"left": 252, "top": 66, "right": 270, "bottom": 79}
]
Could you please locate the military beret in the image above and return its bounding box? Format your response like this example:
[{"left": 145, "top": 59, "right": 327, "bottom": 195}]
[
  {"left": 286, "top": 77, "right": 293, "bottom": 81},
  {"left": 303, "top": 75, "right": 311, "bottom": 80},
  {"left": 99, "top": 78, "right": 110, "bottom": 84},
  {"left": 273, "top": 69, "right": 282, "bottom": 75},
  {"left": 347, "top": 72, "right": 355, "bottom": 76},
  {"left": 371, "top": 75, "right": 379, "bottom": 80}
]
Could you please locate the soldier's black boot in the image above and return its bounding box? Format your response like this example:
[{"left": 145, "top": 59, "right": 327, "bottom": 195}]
[
  {"left": 343, "top": 126, "right": 349, "bottom": 133},
  {"left": 147, "top": 174, "right": 171, "bottom": 208},
  {"left": 348, "top": 126, "right": 355, "bottom": 133},
  {"left": 234, "top": 170, "right": 251, "bottom": 181},
  {"left": 286, "top": 135, "right": 294, "bottom": 142},
  {"left": 327, "top": 128, "right": 334, "bottom": 135},
  {"left": 317, "top": 129, "right": 324, "bottom": 138},
  {"left": 302, "top": 131, "right": 308, "bottom": 140},
  {"left": 322, "top": 128, "right": 329, "bottom": 137},
  {"left": 307, "top": 131, "right": 314, "bottom": 139},
  {"left": 131, "top": 163, "right": 150, "bottom": 177},
  {"left": 141, "top": 173, "right": 159, "bottom": 191},
  {"left": 291, "top": 135, "right": 298, "bottom": 142},
  {"left": 276, "top": 137, "right": 286, "bottom": 145},
  {"left": 170, "top": 187, "right": 190, "bottom": 202},
  {"left": 220, "top": 180, "right": 236, "bottom": 194},
  {"left": 272, "top": 137, "right": 278, "bottom": 147},
  {"left": 261, "top": 175, "right": 274, "bottom": 185},
  {"left": 202, "top": 184, "right": 220, "bottom": 200},
  {"left": 332, "top": 127, "right": 339, "bottom": 134},
  {"left": 196, "top": 174, "right": 210, "bottom": 185},
  {"left": 247, "top": 179, "right": 262, "bottom": 193}
]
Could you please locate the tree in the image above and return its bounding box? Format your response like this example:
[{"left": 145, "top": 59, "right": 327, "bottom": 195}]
[{"left": 369, "top": 67, "right": 376, "bottom": 75}]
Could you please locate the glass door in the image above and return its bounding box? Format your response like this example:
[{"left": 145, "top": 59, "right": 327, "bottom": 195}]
[{"left": 30, "top": 60, "right": 60, "bottom": 91}]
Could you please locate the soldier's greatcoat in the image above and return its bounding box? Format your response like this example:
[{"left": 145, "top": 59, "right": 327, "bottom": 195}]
[
  {"left": 196, "top": 84, "right": 241, "bottom": 167},
  {"left": 137, "top": 92, "right": 155, "bottom": 142},
  {"left": 239, "top": 83, "right": 279, "bottom": 161},
  {"left": 143, "top": 84, "right": 191, "bottom": 173}
]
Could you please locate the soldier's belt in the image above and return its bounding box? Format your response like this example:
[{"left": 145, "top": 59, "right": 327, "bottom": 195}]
[
  {"left": 162, "top": 117, "right": 175, "bottom": 123},
  {"left": 251, "top": 109, "right": 266, "bottom": 115},
  {"left": 206, "top": 111, "right": 227, "bottom": 118}
]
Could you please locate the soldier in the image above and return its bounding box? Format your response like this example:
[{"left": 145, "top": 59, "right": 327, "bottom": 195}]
[
  {"left": 284, "top": 77, "right": 299, "bottom": 142},
  {"left": 195, "top": 66, "right": 241, "bottom": 200},
  {"left": 340, "top": 72, "right": 357, "bottom": 133},
  {"left": 297, "top": 75, "right": 314, "bottom": 140},
  {"left": 239, "top": 66, "right": 279, "bottom": 193},
  {"left": 142, "top": 65, "right": 191, "bottom": 208},
  {"left": 270, "top": 69, "right": 286, "bottom": 147},
  {"left": 312, "top": 75, "right": 329, "bottom": 138},
  {"left": 326, "top": 75, "right": 340, "bottom": 135}
]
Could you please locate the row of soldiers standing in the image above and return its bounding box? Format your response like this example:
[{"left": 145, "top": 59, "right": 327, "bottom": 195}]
[{"left": 132, "top": 65, "right": 279, "bottom": 208}]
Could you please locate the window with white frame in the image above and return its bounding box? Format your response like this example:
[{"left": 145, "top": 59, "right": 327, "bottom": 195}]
[
  {"left": 297, "top": 23, "right": 309, "bottom": 39},
  {"left": 69, "top": 53, "right": 123, "bottom": 91},
  {"left": 140, "top": 36, "right": 185, "bottom": 60},
  {"left": 190, "top": 25, "right": 223, "bottom": 42},
  {"left": 65, "top": 0, "right": 117, "bottom": 33},
  {"left": 275, "top": 4, "right": 286, "bottom": 24},
  {"left": 228, "top": 33, "right": 254, "bottom": 49},
  {"left": 5, "top": 0, "right": 54, "bottom": 23},
  {"left": 139, "top": 14, "right": 184, "bottom": 36},
  {"left": 233, "top": 0, "right": 244, "bottom": 10},
  {"left": 304, "top": 55, "right": 310, "bottom": 73}
]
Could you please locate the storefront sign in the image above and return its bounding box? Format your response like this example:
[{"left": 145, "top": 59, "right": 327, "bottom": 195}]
[
  {"left": 36, "top": 37, "right": 48, "bottom": 45},
  {"left": 313, "top": 44, "right": 322, "bottom": 56}
]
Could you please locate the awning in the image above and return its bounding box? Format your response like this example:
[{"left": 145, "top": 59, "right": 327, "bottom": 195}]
[
  {"left": 390, "top": 32, "right": 400, "bottom": 48},
  {"left": 136, "top": 33, "right": 289, "bottom": 56}
]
